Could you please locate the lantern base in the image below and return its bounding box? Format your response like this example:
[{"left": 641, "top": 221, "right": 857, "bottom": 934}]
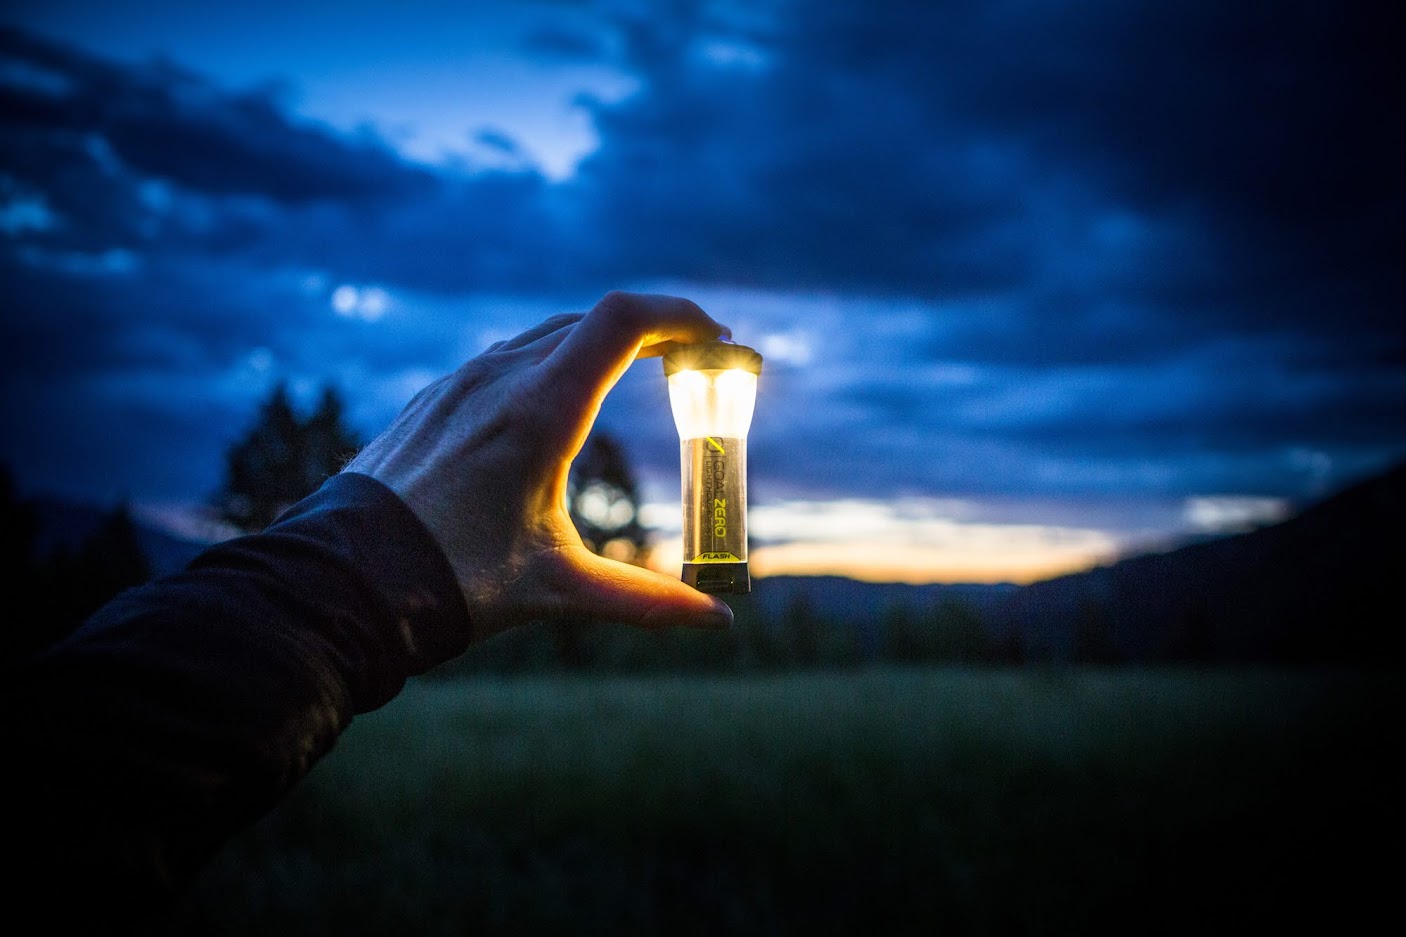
[{"left": 682, "top": 561, "right": 751, "bottom": 595}]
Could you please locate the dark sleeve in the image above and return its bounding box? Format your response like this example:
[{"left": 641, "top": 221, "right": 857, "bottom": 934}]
[{"left": 3, "top": 471, "right": 471, "bottom": 928}]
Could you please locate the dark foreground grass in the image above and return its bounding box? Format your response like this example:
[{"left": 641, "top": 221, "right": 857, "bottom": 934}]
[{"left": 186, "top": 666, "right": 1399, "bottom": 935}]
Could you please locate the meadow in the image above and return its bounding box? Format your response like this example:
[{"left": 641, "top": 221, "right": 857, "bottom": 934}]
[{"left": 186, "top": 666, "right": 1397, "bottom": 935}]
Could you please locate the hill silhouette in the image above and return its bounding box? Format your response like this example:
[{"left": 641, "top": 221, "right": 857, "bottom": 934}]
[
  {"left": 985, "top": 462, "right": 1406, "bottom": 665},
  {"left": 14, "top": 461, "right": 1405, "bottom": 670},
  {"left": 28, "top": 496, "right": 210, "bottom": 578}
]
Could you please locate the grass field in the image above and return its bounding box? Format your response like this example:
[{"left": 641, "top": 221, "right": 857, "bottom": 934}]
[{"left": 186, "top": 666, "right": 1399, "bottom": 935}]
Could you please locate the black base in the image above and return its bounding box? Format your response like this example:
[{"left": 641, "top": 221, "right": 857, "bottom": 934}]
[{"left": 681, "top": 562, "right": 751, "bottom": 594}]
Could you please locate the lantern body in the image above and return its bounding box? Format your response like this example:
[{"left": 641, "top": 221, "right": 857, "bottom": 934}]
[{"left": 663, "top": 343, "right": 762, "bottom": 594}]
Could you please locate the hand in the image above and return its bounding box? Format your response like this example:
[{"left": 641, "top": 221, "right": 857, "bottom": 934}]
[{"left": 344, "top": 291, "right": 736, "bottom": 643}]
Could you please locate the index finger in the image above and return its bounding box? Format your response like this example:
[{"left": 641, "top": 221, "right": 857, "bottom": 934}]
[
  {"left": 548, "top": 291, "right": 729, "bottom": 390},
  {"left": 638, "top": 327, "right": 734, "bottom": 361}
]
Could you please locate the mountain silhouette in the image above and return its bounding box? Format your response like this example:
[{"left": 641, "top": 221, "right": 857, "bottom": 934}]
[
  {"left": 13, "top": 461, "right": 1404, "bottom": 669},
  {"left": 26, "top": 496, "right": 210, "bottom": 578},
  {"left": 986, "top": 461, "right": 1406, "bottom": 665}
]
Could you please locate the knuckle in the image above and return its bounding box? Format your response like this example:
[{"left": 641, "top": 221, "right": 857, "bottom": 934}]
[{"left": 594, "top": 290, "right": 641, "bottom": 327}]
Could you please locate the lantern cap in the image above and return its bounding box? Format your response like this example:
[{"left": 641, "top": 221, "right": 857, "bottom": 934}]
[{"left": 662, "top": 340, "right": 763, "bottom": 376}]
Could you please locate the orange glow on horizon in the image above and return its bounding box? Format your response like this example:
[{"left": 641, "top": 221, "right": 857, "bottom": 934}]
[
  {"left": 747, "top": 541, "right": 1114, "bottom": 585},
  {"left": 645, "top": 536, "right": 1117, "bottom": 586}
]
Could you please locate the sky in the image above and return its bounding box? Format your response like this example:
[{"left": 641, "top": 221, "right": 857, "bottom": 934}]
[{"left": 2, "top": 0, "right": 1403, "bottom": 584}]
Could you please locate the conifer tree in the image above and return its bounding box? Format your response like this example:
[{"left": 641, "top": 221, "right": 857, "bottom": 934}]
[
  {"left": 218, "top": 382, "right": 363, "bottom": 533},
  {"left": 1, "top": 465, "right": 42, "bottom": 660},
  {"left": 554, "top": 431, "right": 652, "bottom": 669},
  {"left": 52, "top": 502, "right": 153, "bottom": 635},
  {"left": 566, "top": 431, "right": 650, "bottom": 566}
]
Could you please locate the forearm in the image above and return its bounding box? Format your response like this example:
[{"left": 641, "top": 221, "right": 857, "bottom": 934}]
[{"left": 5, "top": 472, "right": 469, "bottom": 921}]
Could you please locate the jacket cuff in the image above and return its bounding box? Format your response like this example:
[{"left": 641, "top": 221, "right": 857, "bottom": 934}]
[{"left": 186, "top": 470, "right": 472, "bottom": 712}]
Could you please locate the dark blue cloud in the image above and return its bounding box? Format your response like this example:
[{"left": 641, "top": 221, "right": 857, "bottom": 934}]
[
  {"left": 0, "top": 27, "right": 433, "bottom": 206},
  {"left": 522, "top": 22, "right": 611, "bottom": 62},
  {"left": 568, "top": 0, "right": 1403, "bottom": 351},
  {"left": 1, "top": 2, "right": 1402, "bottom": 524},
  {"left": 0, "top": 27, "right": 573, "bottom": 300},
  {"left": 562, "top": 0, "right": 1404, "bottom": 503}
]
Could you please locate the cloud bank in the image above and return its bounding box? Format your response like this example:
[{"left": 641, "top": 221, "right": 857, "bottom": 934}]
[{"left": 2, "top": 2, "right": 1402, "bottom": 571}]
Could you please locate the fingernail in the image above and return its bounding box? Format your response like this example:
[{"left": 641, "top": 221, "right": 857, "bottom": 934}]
[
  {"left": 696, "top": 608, "right": 734, "bottom": 630},
  {"left": 642, "top": 604, "right": 733, "bottom": 630}
]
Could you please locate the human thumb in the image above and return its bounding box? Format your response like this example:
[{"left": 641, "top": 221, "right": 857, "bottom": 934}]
[{"left": 562, "top": 552, "right": 735, "bottom": 630}]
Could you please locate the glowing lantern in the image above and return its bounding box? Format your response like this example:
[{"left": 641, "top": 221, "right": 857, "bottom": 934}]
[{"left": 663, "top": 340, "right": 763, "bottom": 594}]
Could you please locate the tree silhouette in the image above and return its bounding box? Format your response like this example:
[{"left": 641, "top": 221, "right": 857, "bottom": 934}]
[
  {"left": 567, "top": 431, "right": 651, "bottom": 566},
  {"left": 1, "top": 468, "right": 153, "bottom": 662},
  {"left": 780, "top": 593, "right": 823, "bottom": 666},
  {"left": 1, "top": 466, "right": 38, "bottom": 578},
  {"left": 46, "top": 502, "right": 153, "bottom": 643},
  {"left": 301, "top": 386, "right": 363, "bottom": 497},
  {"left": 1073, "top": 597, "right": 1121, "bottom": 664},
  {"left": 2, "top": 465, "right": 42, "bottom": 660},
  {"left": 218, "top": 383, "right": 363, "bottom": 533},
  {"left": 925, "top": 597, "right": 991, "bottom": 664},
  {"left": 553, "top": 431, "right": 651, "bottom": 669}
]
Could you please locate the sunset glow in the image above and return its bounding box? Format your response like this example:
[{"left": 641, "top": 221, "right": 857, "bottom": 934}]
[{"left": 643, "top": 498, "right": 1122, "bottom": 585}]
